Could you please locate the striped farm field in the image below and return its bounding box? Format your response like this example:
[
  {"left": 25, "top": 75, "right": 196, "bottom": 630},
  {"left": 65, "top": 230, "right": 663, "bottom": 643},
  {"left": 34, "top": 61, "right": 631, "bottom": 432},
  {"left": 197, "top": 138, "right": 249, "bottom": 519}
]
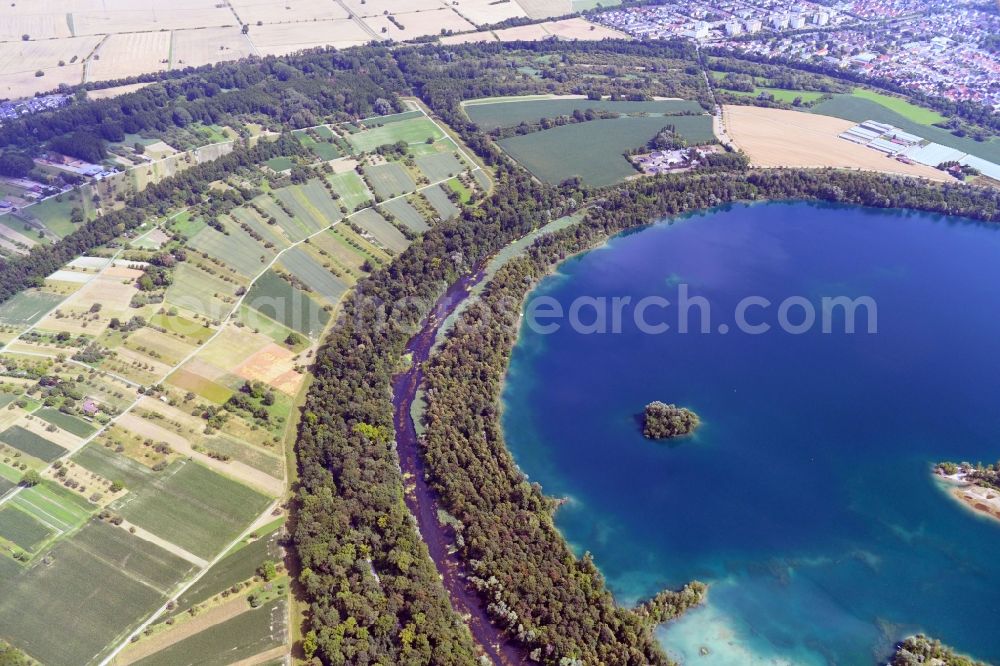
[
  {"left": 230, "top": 207, "right": 291, "bottom": 251},
  {"left": 422, "top": 185, "right": 460, "bottom": 221},
  {"left": 0, "top": 290, "right": 64, "bottom": 326},
  {"left": 166, "top": 367, "right": 235, "bottom": 404},
  {"left": 165, "top": 262, "right": 239, "bottom": 320},
  {"left": 415, "top": 151, "right": 466, "bottom": 182},
  {"left": 381, "top": 198, "right": 430, "bottom": 233},
  {"left": 352, "top": 209, "right": 410, "bottom": 253},
  {"left": 364, "top": 162, "right": 416, "bottom": 200},
  {"left": 0, "top": 523, "right": 170, "bottom": 666},
  {"left": 186, "top": 220, "right": 276, "bottom": 278},
  {"left": 34, "top": 408, "right": 96, "bottom": 438},
  {"left": 279, "top": 247, "right": 350, "bottom": 304},
  {"left": 327, "top": 170, "right": 372, "bottom": 211},
  {"left": 0, "top": 425, "right": 67, "bottom": 462},
  {"left": 104, "top": 458, "right": 271, "bottom": 560},
  {"left": 0, "top": 505, "right": 55, "bottom": 552},
  {"left": 251, "top": 195, "right": 312, "bottom": 243},
  {"left": 245, "top": 270, "right": 330, "bottom": 338}
]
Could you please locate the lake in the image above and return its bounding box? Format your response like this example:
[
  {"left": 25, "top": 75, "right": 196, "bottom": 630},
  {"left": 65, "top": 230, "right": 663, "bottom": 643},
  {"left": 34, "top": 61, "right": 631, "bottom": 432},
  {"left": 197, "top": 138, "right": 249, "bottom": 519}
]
[{"left": 502, "top": 201, "right": 1000, "bottom": 664}]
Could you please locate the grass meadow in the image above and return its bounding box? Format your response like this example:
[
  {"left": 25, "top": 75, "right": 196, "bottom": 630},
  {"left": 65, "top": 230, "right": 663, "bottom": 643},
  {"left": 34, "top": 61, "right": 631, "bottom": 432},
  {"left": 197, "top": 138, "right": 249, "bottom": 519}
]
[{"left": 464, "top": 98, "right": 704, "bottom": 131}]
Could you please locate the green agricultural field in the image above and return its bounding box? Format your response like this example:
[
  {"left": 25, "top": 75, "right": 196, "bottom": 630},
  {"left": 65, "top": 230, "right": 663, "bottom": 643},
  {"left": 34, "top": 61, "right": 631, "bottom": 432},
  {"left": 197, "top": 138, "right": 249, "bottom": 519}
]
[
  {"left": 727, "top": 87, "right": 826, "bottom": 104},
  {"left": 109, "top": 459, "right": 272, "bottom": 560},
  {"left": 850, "top": 88, "right": 947, "bottom": 125},
  {"left": 810, "top": 95, "right": 1000, "bottom": 163},
  {"left": 10, "top": 480, "right": 93, "bottom": 535},
  {"left": 245, "top": 269, "right": 330, "bottom": 338},
  {"left": 29, "top": 189, "right": 91, "bottom": 238},
  {"left": 252, "top": 195, "right": 311, "bottom": 243},
  {"left": 167, "top": 368, "right": 234, "bottom": 404},
  {"left": 309, "top": 141, "right": 341, "bottom": 161},
  {"left": 186, "top": 220, "right": 275, "bottom": 278},
  {"left": 359, "top": 110, "right": 423, "bottom": 128},
  {"left": 0, "top": 290, "right": 64, "bottom": 326},
  {"left": 497, "top": 115, "right": 715, "bottom": 187},
  {"left": 353, "top": 209, "right": 410, "bottom": 253},
  {"left": 134, "top": 599, "right": 286, "bottom": 666},
  {"left": 0, "top": 476, "right": 13, "bottom": 496},
  {"left": 423, "top": 185, "right": 460, "bottom": 221},
  {"left": 347, "top": 117, "right": 443, "bottom": 153},
  {"left": 0, "top": 425, "right": 67, "bottom": 462},
  {"left": 170, "top": 524, "right": 282, "bottom": 614},
  {"left": 0, "top": 505, "right": 54, "bottom": 552},
  {"left": 275, "top": 179, "right": 342, "bottom": 232},
  {"left": 415, "top": 151, "right": 466, "bottom": 182},
  {"left": 148, "top": 312, "right": 216, "bottom": 344},
  {"left": 73, "top": 520, "right": 195, "bottom": 591},
  {"left": 279, "top": 247, "right": 350, "bottom": 304},
  {"left": 447, "top": 176, "right": 473, "bottom": 203},
  {"left": 365, "top": 162, "right": 416, "bottom": 200},
  {"left": 237, "top": 304, "right": 301, "bottom": 346},
  {"left": 0, "top": 526, "right": 168, "bottom": 666},
  {"left": 313, "top": 125, "right": 335, "bottom": 139},
  {"left": 200, "top": 434, "right": 284, "bottom": 478},
  {"left": 327, "top": 170, "right": 371, "bottom": 211},
  {"left": 230, "top": 206, "right": 291, "bottom": 250},
  {"left": 34, "top": 408, "right": 96, "bottom": 437},
  {"left": 473, "top": 169, "right": 491, "bottom": 193},
  {"left": 265, "top": 156, "right": 294, "bottom": 172},
  {"left": 74, "top": 442, "right": 153, "bottom": 491},
  {"left": 381, "top": 198, "right": 429, "bottom": 233},
  {"left": 165, "top": 262, "right": 238, "bottom": 319},
  {"left": 169, "top": 211, "right": 206, "bottom": 239},
  {"left": 464, "top": 98, "right": 705, "bottom": 131}
]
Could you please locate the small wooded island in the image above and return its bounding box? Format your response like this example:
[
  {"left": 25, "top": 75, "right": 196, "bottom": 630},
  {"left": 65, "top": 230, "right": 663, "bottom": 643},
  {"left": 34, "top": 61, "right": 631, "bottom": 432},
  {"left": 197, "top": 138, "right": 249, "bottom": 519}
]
[{"left": 643, "top": 401, "right": 700, "bottom": 439}]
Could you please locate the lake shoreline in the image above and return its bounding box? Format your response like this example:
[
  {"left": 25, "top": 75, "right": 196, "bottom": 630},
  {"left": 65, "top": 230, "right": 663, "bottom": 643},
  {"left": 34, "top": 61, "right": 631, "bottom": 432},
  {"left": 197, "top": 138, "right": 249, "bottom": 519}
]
[{"left": 935, "top": 469, "right": 1000, "bottom": 524}]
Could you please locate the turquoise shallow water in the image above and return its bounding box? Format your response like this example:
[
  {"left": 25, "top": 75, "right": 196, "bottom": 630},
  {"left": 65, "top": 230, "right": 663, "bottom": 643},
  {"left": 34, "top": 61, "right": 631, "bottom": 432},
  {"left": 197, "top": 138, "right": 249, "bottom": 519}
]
[{"left": 501, "top": 202, "right": 1000, "bottom": 665}]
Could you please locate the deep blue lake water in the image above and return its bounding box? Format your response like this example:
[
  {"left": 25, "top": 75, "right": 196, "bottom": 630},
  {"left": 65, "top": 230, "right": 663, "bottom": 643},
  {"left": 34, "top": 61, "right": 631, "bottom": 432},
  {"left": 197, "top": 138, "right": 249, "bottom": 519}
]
[{"left": 501, "top": 202, "right": 1000, "bottom": 665}]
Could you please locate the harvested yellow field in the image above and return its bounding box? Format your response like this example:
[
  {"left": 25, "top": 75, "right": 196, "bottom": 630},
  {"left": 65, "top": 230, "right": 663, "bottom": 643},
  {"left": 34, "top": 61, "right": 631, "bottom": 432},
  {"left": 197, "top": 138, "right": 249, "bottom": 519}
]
[
  {"left": 514, "top": 0, "right": 571, "bottom": 20},
  {"left": 69, "top": 0, "right": 234, "bottom": 35},
  {"left": 65, "top": 274, "right": 138, "bottom": 314},
  {"left": 229, "top": 0, "right": 349, "bottom": 25},
  {"left": 443, "top": 0, "right": 529, "bottom": 26},
  {"left": 0, "top": 36, "right": 101, "bottom": 76},
  {"left": 439, "top": 31, "right": 496, "bottom": 45},
  {"left": 87, "top": 31, "right": 171, "bottom": 82},
  {"left": 0, "top": 64, "right": 84, "bottom": 99},
  {"left": 171, "top": 27, "right": 254, "bottom": 69},
  {"left": 343, "top": 0, "right": 444, "bottom": 17},
  {"left": 541, "top": 18, "right": 628, "bottom": 40},
  {"left": 247, "top": 19, "right": 373, "bottom": 56},
  {"left": 367, "top": 8, "right": 476, "bottom": 39},
  {"left": 87, "top": 82, "right": 150, "bottom": 100},
  {"left": 0, "top": 3, "right": 73, "bottom": 41},
  {"left": 723, "top": 105, "right": 948, "bottom": 182},
  {"left": 492, "top": 23, "right": 552, "bottom": 41}
]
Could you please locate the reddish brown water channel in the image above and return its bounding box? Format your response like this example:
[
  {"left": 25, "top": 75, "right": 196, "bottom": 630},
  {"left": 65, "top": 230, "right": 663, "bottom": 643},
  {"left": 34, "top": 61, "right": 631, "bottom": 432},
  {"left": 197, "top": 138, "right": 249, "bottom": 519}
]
[{"left": 391, "top": 268, "right": 525, "bottom": 665}]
